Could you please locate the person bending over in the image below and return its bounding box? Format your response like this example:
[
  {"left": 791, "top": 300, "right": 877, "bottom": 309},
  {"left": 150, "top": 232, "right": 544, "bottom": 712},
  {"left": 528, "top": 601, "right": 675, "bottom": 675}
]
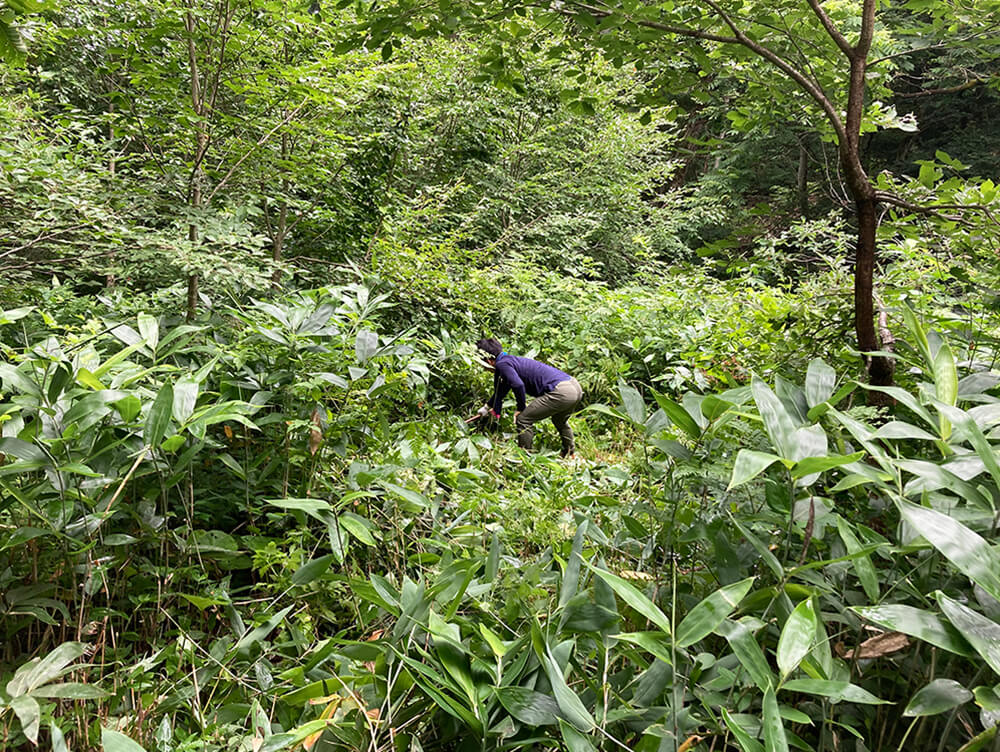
[{"left": 474, "top": 337, "right": 583, "bottom": 457}]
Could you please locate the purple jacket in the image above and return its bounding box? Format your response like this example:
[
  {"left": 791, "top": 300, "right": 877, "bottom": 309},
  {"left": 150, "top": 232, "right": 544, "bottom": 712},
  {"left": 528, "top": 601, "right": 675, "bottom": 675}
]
[{"left": 488, "top": 353, "right": 571, "bottom": 413}]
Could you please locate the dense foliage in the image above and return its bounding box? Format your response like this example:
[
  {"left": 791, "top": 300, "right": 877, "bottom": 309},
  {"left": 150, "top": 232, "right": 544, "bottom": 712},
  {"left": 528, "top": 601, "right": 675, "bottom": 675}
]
[{"left": 2, "top": 1, "right": 1000, "bottom": 751}]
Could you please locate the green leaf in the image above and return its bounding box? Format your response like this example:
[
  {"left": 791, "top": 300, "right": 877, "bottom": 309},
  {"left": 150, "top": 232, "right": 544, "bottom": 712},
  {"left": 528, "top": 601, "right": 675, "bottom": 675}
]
[
  {"left": 777, "top": 598, "right": 817, "bottom": 679},
  {"left": 728, "top": 450, "right": 782, "bottom": 489},
  {"left": 762, "top": 687, "right": 788, "bottom": 752},
  {"left": 543, "top": 645, "right": 595, "bottom": 731},
  {"left": 172, "top": 376, "right": 200, "bottom": 424},
  {"left": 291, "top": 554, "right": 337, "bottom": 586},
  {"left": 618, "top": 379, "right": 646, "bottom": 424},
  {"left": 10, "top": 695, "right": 40, "bottom": 743},
  {"left": 804, "top": 359, "right": 836, "bottom": 408},
  {"left": 559, "top": 719, "right": 597, "bottom": 752},
  {"left": 612, "top": 632, "right": 673, "bottom": 666},
  {"left": 873, "top": 421, "right": 939, "bottom": 441},
  {"left": 781, "top": 679, "right": 890, "bottom": 704},
  {"left": 338, "top": 511, "right": 377, "bottom": 545},
  {"left": 6, "top": 642, "right": 88, "bottom": 697},
  {"left": 852, "top": 605, "right": 974, "bottom": 657},
  {"left": 355, "top": 329, "right": 378, "bottom": 363},
  {"left": 51, "top": 722, "right": 68, "bottom": 752},
  {"left": 651, "top": 389, "right": 701, "bottom": 438},
  {"left": 264, "top": 497, "right": 333, "bottom": 524},
  {"left": 717, "top": 619, "right": 775, "bottom": 691},
  {"left": 32, "top": 682, "right": 107, "bottom": 699},
  {"left": 233, "top": 606, "right": 294, "bottom": 655},
  {"left": 722, "top": 708, "right": 765, "bottom": 752},
  {"left": 898, "top": 500, "right": 1000, "bottom": 602},
  {"left": 584, "top": 562, "right": 671, "bottom": 635},
  {"left": 835, "top": 517, "right": 879, "bottom": 602},
  {"left": 904, "top": 679, "right": 972, "bottom": 717},
  {"left": 676, "top": 577, "right": 754, "bottom": 647},
  {"left": 934, "top": 341, "right": 958, "bottom": 438},
  {"left": 144, "top": 382, "right": 173, "bottom": 448},
  {"left": 259, "top": 720, "right": 334, "bottom": 752},
  {"left": 937, "top": 592, "right": 1000, "bottom": 675},
  {"left": 790, "top": 452, "right": 864, "bottom": 479},
  {"left": 752, "top": 377, "right": 798, "bottom": 459},
  {"left": 496, "top": 686, "right": 561, "bottom": 726},
  {"left": 101, "top": 727, "right": 148, "bottom": 752}
]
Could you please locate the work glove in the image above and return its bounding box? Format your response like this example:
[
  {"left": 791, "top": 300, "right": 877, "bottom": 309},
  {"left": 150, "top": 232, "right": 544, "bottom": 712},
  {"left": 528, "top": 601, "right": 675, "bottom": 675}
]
[{"left": 477, "top": 405, "right": 490, "bottom": 418}]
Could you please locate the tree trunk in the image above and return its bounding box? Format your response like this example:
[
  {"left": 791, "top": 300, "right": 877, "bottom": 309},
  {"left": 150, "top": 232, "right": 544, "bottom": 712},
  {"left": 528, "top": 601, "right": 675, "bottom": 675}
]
[
  {"left": 797, "top": 141, "right": 809, "bottom": 217},
  {"left": 852, "top": 192, "right": 895, "bottom": 394}
]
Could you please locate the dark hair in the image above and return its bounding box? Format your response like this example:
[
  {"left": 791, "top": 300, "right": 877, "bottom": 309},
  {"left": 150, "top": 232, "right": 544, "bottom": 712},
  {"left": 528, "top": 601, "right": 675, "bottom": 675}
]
[{"left": 475, "top": 337, "right": 502, "bottom": 357}]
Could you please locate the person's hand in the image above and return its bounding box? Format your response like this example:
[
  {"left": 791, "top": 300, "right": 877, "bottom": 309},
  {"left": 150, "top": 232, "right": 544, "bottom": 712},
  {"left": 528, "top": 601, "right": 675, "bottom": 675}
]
[
  {"left": 477, "top": 405, "right": 490, "bottom": 418},
  {"left": 514, "top": 410, "right": 521, "bottom": 420}
]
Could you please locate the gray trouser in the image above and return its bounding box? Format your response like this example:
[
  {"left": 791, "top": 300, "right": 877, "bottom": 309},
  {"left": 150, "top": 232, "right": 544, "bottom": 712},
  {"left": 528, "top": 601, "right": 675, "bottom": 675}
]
[{"left": 515, "top": 377, "right": 584, "bottom": 456}]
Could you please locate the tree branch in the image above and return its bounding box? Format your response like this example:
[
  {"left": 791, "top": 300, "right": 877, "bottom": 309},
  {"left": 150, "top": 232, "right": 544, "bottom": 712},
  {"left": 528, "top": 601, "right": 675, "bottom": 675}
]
[{"left": 803, "top": 0, "right": 853, "bottom": 57}]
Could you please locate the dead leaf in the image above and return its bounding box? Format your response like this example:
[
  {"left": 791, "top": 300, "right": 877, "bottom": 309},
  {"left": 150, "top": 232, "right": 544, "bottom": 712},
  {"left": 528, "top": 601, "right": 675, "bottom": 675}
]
[
  {"left": 678, "top": 735, "right": 704, "bottom": 752},
  {"left": 844, "top": 630, "right": 910, "bottom": 659},
  {"left": 309, "top": 406, "right": 323, "bottom": 456}
]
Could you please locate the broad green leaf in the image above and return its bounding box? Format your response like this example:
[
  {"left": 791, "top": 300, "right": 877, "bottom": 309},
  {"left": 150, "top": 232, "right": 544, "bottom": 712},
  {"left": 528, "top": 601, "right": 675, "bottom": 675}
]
[
  {"left": 676, "top": 577, "right": 754, "bottom": 647},
  {"left": 264, "top": 497, "right": 333, "bottom": 524},
  {"left": 936, "top": 402, "right": 1000, "bottom": 494},
  {"left": 559, "top": 719, "right": 597, "bottom": 752},
  {"left": 544, "top": 645, "right": 594, "bottom": 731},
  {"left": 612, "top": 632, "right": 673, "bottom": 666},
  {"left": 717, "top": 619, "right": 775, "bottom": 691},
  {"left": 722, "top": 708, "right": 765, "bottom": 752},
  {"left": 7, "top": 642, "right": 88, "bottom": 697},
  {"left": 51, "top": 722, "right": 68, "bottom": 752},
  {"left": 559, "top": 523, "right": 586, "bottom": 608},
  {"left": 102, "top": 727, "right": 148, "bottom": 752},
  {"left": 899, "top": 501, "right": 1000, "bottom": 602},
  {"left": 584, "top": 562, "right": 671, "bottom": 635},
  {"left": 901, "top": 305, "right": 932, "bottom": 369},
  {"left": 651, "top": 390, "right": 701, "bottom": 438},
  {"left": 496, "top": 686, "right": 560, "bottom": 726},
  {"left": 728, "top": 450, "right": 782, "bottom": 489},
  {"left": 32, "top": 682, "right": 107, "bottom": 699},
  {"left": 618, "top": 379, "right": 646, "bottom": 424},
  {"left": 730, "top": 515, "right": 783, "bottom": 579},
  {"left": 10, "top": 695, "right": 40, "bottom": 743},
  {"left": 355, "top": 329, "right": 378, "bottom": 363},
  {"left": 804, "top": 359, "right": 836, "bottom": 408},
  {"left": 762, "top": 687, "right": 788, "bottom": 752},
  {"left": 233, "top": 606, "right": 294, "bottom": 655},
  {"left": 777, "top": 598, "right": 817, "bottom": 678},
  {"left": 873, "top": 421, "right": 939, "bottom": 441},
  {"left": 338, "top": 511, "right": 377, "bottom": 545},
  {"left": 852, "top": 605, "right": 974, "bottom": 657},
  {"left": 172, "top": 376, "right": 200, "bottom": 424},
  {"left": 0, "top": 363, "right": 42, "bottom": 397},
  {"left": 897, "top": 460, "right": 991, "bottom": 507},
  {"left": 835, "top": 517, "right": 879, "bottom": 602},
  {"left": 752, "top": 377, "right": 798, "bottom": 459},
  {"left": 137, "top": 313, "right": 159, "bottom": 352},
  {"left": 791, "top": 452, "right": 864, "bottom": 479},
  {"left": 291, "top": 554, "right": 337, "bottom": 586},
  {"left": 937, "top": 592, "right": 1000, "bottom": 674},
  {"left": 259, "top": 720, "right": 335, "bottom": 752},
  {"left": 934, "top": 341, "right": 958, "bottom": 438},
  {"left": 781, "top": 679, "right": 889, "bottom": 704},
  {"left": 144, "top": 382, "right": 173, "bottom": 448},
  {"left": 904, "top": 679, "right": 972, "bottom": 717}
]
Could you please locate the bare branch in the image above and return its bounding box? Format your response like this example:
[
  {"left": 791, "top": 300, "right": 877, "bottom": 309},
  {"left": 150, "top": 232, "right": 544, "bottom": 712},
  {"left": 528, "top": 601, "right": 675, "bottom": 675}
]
[
  {"left": 895, "top": 77, "right": 992, "bottom": 98},
  {"left": 876, "top": 190, "right": 1000, "bottom": 227}
]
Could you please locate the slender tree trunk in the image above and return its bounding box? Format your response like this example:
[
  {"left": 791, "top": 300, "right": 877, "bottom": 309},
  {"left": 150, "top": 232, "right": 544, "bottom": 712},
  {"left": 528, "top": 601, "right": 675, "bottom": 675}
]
[
  {"left": 185, "top": 4, "right": 207, "bottom": 321},
  {"left": 797, "top": 141, "right": 809, "bottom": 217}
]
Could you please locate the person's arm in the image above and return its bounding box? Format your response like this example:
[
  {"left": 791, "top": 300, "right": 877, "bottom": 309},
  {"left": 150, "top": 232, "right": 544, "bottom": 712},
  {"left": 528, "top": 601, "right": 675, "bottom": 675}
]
[
  {"left": 495, "top": 360, "right": 526, "bottom": 412},
  {"left": 487, "top": 371, "right": 508, "bottom": 415}
]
